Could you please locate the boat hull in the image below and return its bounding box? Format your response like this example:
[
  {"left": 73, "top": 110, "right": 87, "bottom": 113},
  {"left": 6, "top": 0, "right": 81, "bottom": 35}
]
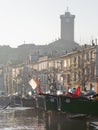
[
  {"left": 22, "top": 97, "right": 36, "bottom": 108},
  {"left": 40, "top": 93, "right": 98, "bottom": 115},
  {"left": 38, "top": 93, "right": 59, "bottom": 111},
  {"left": 60, "top": 96, "right": 98, "bottom": 115},
  {"left": 45, "top": 94, "right": 59, "bottom": 111}
]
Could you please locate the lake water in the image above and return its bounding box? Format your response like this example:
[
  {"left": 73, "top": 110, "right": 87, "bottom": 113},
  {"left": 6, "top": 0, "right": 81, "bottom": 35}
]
[{"left": 0, "top": 107, "right": 97, "bottom": 130}]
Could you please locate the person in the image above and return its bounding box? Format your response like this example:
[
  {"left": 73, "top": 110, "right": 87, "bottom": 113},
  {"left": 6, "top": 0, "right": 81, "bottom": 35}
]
[
  {"left": 72, "top": 88, "right": 76, "bottom": 94},
  {"left": 68, "top": 88, "right": 72, "bottom": 93},
  {"left": 65, "top": 87, "right": 73, "bottom": 97}
]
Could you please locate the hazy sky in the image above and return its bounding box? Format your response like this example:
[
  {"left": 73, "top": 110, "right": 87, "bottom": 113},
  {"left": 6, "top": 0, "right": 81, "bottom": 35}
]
[{"left": 0, "top": 0, "right": 98, "bottom": 48}]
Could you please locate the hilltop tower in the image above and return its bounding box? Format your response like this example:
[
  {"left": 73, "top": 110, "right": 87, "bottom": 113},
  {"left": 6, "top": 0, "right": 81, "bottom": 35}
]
[{"left": 60, "top": 9, "right": 75, "bottom": 42}]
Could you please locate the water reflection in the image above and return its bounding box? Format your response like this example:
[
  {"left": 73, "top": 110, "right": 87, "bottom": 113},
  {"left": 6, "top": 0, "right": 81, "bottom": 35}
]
[
  {"left": 0, "top": 108, "right": 46, "bottom": 130},
  {"left": 45, "top": 112, "right": 87, "bottom": 130},
  {"left": 0, "top": 108, "right": 97, "bottom": 130}
]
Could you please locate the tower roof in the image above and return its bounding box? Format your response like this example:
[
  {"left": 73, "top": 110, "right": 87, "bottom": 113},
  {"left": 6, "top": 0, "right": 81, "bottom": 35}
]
[{"left": 65, "top": 11, "right": 71, "bottom": 17}]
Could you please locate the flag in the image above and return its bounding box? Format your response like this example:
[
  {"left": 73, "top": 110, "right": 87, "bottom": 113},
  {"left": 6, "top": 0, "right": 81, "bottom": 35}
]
[
  {"left": 74, "top": 86, "right": 80, "bottom": 96},
  {"left": 36, "top": 78, "right": 41, "bottom": 94},
  {"left": 29, "top": 79, "right": 37, "bottom": 89}
]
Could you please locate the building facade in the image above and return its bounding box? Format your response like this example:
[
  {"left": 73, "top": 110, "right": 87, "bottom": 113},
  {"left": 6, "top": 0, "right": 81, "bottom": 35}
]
[{"left": 31, "top": 44, "right": 97, "bottom": 92}]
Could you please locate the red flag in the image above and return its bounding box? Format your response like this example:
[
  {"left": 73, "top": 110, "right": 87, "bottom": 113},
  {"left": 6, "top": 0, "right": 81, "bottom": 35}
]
[
  {"left": 74, "top": 86, "right": 80, "bottom": 96},
  {"left": 36, "top": 78, "right": 41, "bottom": 94}
]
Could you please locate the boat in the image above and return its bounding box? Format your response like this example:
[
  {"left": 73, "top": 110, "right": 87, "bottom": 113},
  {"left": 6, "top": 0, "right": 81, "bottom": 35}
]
[
  {"left": 59, "top": 95, "right": 98, "bottom": 115},
  {"left": 8, "top": 93, "right": 37, "bottom": 108},
  {"left": 22, "top": 96, "right": 36, "bottom": 108},
  {"left": 39, "top": 92, "right": 98, "bottom": 115},
  {"left": 9, "top": 94, "right": 22, "bottom": 107}
]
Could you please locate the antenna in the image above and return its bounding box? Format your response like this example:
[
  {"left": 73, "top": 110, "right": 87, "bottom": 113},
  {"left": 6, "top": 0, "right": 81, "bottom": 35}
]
[{"left": 67, "top": 6, "right": 69, "bottom": 12}]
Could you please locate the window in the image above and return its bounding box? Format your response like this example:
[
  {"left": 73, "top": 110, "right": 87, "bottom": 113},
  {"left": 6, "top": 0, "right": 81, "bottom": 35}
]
[
  {"left": 85, "top": 52, "right": 89, "bottom": 61},
  {"left": 78, "top": 56, "right": 81, "bottom": 67},
  {"left": 74, "top": 72, "right": 77, "bottom": 81},
  {"left": 78, "top": 71, "right": 81, "bottom": 81},
  {"left": 74, "top": 56, "right": 76, "bottom": 66},
  {"left": 67, "top": 74, "right": 70, "bottom": 84}
]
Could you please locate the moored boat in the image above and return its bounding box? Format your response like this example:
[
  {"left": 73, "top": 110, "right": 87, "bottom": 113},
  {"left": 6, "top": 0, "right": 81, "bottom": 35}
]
[
  {"left": 59, "top": 95, "right": 98, "bottom": 115},
  {"left": 22, "top": 96, "right": 36, "bottom": 108},
  {"left": 39, "top": 92, "right": 98, "bottom": 115}
]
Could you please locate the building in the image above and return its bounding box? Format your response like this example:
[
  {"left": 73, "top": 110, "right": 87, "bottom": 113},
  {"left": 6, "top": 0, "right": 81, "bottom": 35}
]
[
  {"left": 31, "top": 44, "right": 97, "bottom": 92},
  {"left": 1, "top": 10, "right": 98, "bottom": 95}
]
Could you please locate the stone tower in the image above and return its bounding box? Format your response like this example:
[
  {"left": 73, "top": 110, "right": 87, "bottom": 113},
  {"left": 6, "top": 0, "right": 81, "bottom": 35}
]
[{"left": 60, "top": 10, "right": 75, "bottom": 42}]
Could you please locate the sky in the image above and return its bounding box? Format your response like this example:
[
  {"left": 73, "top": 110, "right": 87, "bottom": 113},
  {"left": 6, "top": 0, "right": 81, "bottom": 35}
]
[{"left": 0, "top": 0, "right": 98, "bottom": 48}]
